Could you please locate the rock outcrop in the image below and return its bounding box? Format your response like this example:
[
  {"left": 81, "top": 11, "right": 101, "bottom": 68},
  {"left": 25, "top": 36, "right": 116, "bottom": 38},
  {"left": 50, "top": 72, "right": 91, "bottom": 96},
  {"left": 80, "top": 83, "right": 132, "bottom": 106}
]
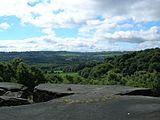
[
  {"left": 0, "top": 83, "right": 160, "bottom": 120},
  {"left": 0, "top": 83, "right": 159, "bottom": 107},
  {"left": 33, "top": 84, "right": 157, "bottom": 103},
  {"left": 0, "top": 96, "right": 30, "bottom": 107},
  {"left": 33, "top": 84, "right": 76, "bottom": 102},
  {"left": 0, "top": 82, "right": 30, "bottom": 106}
]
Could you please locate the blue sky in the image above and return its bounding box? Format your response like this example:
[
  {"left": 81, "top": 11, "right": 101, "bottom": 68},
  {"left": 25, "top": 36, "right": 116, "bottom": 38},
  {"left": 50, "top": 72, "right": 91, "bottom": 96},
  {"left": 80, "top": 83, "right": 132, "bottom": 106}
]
[
  {"left": 0, "top": 0, "right": 160, "bottom": 51},
  {"left": 0, "top": 16, "right": 45, "bottom": 39}
]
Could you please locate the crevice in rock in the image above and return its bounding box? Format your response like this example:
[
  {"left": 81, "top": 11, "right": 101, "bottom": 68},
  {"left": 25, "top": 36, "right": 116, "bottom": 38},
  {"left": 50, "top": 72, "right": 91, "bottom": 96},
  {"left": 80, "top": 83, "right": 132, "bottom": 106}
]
[
  {"left": 118, "top": 89, "right": 160, "bottom": 97},
  {"left": 0, "top": 97, "right": 31, "bottom": 107},
  {"left": 33, "top": 89, "right": 74, "bottom": 103},
  {"left": 0, "top": 88, "right": 75, "bottom": 107}
]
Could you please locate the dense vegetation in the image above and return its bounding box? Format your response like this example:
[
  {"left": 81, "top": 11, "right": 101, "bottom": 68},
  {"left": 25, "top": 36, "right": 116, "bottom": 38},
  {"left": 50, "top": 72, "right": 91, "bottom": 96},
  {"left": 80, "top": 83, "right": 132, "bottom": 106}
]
[
  {"left": 0, "top": 58, "right": 46, "bottom": 91},
  {"left": 78, "top": 48, "right": 160, "bottom": 90},
  {"left": 0, "top": 48, "right": 159, "bottom": 92},
  {"left": 0, "top": 51, "right": 128, "bottom": 72}
]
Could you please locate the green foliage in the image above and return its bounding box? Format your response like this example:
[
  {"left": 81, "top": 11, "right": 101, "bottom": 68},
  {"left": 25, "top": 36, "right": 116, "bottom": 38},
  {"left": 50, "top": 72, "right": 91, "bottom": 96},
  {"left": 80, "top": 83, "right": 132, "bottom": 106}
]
[
  {"left": 149, "top": 62, "right": 160, "bottom": 72},
  {"left": 16, "top": 63, "right": 34, "bottom": 90},
  {"left": 104, "top": 70, "right": 123, "bottom": 85},
  {"left": 0, "top": 51, "right": 126, "bottom": 73},
  {"left": 107, "top": 48, "right": 160, "bottom": 75},
  {"left": 0, "top": 62, "right": 15, "bottom": 82},
  {"left": 78, "top": 48, "right": 160, "bottom": 90},
  {"left": 45, "top": 74, "right": 64, "bottom": 83},
  {"left": 30, "top": 67, "right": 46, "bottom": 85},
  {"left": 11, "top": 58, "right": 23, "bottom": 70},
  {"left": 0, "top": 58, "right": 47, "bottom": 91},
  {"left": 0, "top": 48, "right": 159, "bottom": 92},
  {"left": 79, "top": 63, "right": 114, "bottom": 79},
  {"left": 45, "top": 72, "right": 86, "bottom": 85},
  {"left": 79, "top": 67, "right": 91, "bottom": 78},
  {"left": 126, "top": 71, "right": 160, "bottom": 89}
]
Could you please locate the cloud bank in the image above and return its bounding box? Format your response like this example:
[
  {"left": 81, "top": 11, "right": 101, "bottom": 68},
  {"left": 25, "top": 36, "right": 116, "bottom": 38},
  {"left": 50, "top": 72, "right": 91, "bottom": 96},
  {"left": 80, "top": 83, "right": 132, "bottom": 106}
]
[{"left": 0, "top": 0, "right": 160, "bottom": 51}]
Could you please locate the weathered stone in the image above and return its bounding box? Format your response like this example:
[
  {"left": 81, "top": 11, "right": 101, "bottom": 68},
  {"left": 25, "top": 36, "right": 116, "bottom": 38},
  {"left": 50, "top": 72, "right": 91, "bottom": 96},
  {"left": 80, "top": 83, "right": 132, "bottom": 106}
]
[
  {"left": 0, "top": 96, "right": 31, "bottom": 107},
  {"left": 4, "top": 91, "right": 26, "bottom": 98},
  {"left": 33, "top": 89, "right": 74, "bottom": 103},
  {"left": 0, "top": 84, "right": 160, "bottom": 120},
  {"left": 0, "top": 88, "right": 6, "bottom": 96},
  {"left": 0, "top": 82, "right": 27, "bottom": 91},
  {"left": 33, "top": 84, "right": 158, "bottom": 103},
  {"left": 117, "top": 88, "right": 160, "bottom": 97},
  {"left": 0, "top": 82, "right": 30, "bottom": 107}
]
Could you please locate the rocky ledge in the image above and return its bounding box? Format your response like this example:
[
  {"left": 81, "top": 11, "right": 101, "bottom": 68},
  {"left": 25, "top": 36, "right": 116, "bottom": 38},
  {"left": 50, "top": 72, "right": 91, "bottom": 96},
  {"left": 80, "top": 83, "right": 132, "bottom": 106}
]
[
  {"left": 0, "top": 82, "right": 30, "bottom": 106},
  {"left": 0, "top": 83, "right": 159, "bottom": 106},
  {"left": 0, "top": 83, "right": 160, "bottom": 120}
]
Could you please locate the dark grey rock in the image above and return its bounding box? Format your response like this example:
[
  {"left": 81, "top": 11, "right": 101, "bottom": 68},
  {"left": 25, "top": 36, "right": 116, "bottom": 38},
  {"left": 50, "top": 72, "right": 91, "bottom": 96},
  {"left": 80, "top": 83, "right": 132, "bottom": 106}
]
[
  {"left": 0, "top": 82, "right": 27, "bottom": 91},
  {"left": 34, "top": 84, "right": 135, "bottom": 95},
  {"left": 0, "top": 96, "right": 31, "bottom": 107},
  {"left": 34, "top": 84, "right": 154, "bottom": 103},
  {"left": 33, "top": 89, "right": 74, "bottom": 103},
  {"left": 0, "top": 95, "right": 159, "bottom": 120},
  {"left": 0, "top": 88, "right": 5, "bottom": 96},
  {"left": 0, "top": 84, "right": 160, "bottom": 120},
  {"left": 0, "top": 82, "right": 29, "bottom": 107},
  {"left": 4, "top": 91, "right": 26, "bottom": 98}
]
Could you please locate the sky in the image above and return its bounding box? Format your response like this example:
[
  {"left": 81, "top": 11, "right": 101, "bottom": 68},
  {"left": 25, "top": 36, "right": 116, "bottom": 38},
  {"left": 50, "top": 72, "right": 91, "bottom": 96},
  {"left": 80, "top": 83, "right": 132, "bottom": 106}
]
[{"left": 0, "top": 0, "right": 160, "bottom": 52}]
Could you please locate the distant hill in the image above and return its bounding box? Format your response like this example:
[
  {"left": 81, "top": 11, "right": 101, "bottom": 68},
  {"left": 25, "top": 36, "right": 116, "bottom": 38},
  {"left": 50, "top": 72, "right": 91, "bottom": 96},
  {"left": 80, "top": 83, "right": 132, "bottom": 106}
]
[{"left": 0, "top": 51, "right": 128, "bottom": 72}]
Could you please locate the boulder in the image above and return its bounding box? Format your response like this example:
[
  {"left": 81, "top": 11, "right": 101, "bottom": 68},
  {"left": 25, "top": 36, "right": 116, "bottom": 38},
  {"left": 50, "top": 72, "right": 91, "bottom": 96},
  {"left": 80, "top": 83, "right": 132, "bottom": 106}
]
[
  {"left": 0, "top": 82, "right": 27, "bottom": 91},
  {"left": 0, "top": 96, "right": 31, "bottom": 107},
  {"left": 0, "top": 82, "right": 30, "bottom": 107},
  {"left": 33, "top": 88, "right": 74, "bottom": 103},
  {"left": 0, "top": 88, "right": 6, "bottom": 96},
  {"left": 4, "top": 91, "right": 27, "bottom": 98},
  {"left": 0, "top": 82, "right": 28, "bottom": 99}
]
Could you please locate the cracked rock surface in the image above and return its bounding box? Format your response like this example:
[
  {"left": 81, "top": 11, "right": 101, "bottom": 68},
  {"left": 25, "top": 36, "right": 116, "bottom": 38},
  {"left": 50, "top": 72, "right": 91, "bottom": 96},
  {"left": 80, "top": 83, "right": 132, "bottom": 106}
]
[
  {"left": 0, "top": 82, "right": 30, "bottom": 106},
  {"left": 0, "top": 83, "right": 160, "bottom": 120}
]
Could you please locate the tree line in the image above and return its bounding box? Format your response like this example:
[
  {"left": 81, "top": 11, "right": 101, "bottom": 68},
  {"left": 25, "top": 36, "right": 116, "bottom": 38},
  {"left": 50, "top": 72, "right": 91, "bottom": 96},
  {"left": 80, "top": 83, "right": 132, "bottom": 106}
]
[
  {"left": 0, "top": 58, "right": 46, "bottom": 91},
  {"left": 78, "top": 48, "right": 160, "bottom": 90},
  {"left": 0, "top": 48, "right": 159, "bottom": 92}
]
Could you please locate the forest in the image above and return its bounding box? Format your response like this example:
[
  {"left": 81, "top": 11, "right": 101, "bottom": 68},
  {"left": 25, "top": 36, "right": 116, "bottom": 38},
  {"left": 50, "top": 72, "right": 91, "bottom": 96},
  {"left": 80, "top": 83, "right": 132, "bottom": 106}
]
[{"left": 0, "top": 48, "right": 159, "bottom": 92}]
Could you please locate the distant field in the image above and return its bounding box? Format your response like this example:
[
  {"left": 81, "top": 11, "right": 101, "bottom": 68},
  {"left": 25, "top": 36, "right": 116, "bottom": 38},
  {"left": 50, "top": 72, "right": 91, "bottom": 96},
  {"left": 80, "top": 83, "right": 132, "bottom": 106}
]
[
  {"left": 0, "top": 51, "right": 129, "bottom": 72},
  {"left": 47, "top": 71, "right": 79, "bottom": 77},
  {"left": 0, "top": 51, "right": 128, "bottom": 63},
  {"left": 59, "top": 53, "right": 80, "bottom": 57}
]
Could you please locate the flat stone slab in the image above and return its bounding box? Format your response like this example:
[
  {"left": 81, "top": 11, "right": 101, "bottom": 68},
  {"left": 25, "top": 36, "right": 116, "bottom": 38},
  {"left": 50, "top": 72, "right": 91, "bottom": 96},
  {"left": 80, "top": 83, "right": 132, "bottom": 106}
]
[
  {"left": 0, "top": 84, "right": 159, "bottom": 120},
  {"left": 35, "top": 84, "right": 152, "bottom": 102},
  {"left": 0, "top": 96, "right": 159, "bottom": 120},
  {"left": 0, "top": 96, "right": 31, "bottom": 107},
  {"left": 35, "top": 84, "right": 149, "bottom": 94},
  {"left": 0, "top": 82, "right": 26, "bottom": 91},
  {"left": 0, "top": 88, "right": 5, "bottom": 96}
]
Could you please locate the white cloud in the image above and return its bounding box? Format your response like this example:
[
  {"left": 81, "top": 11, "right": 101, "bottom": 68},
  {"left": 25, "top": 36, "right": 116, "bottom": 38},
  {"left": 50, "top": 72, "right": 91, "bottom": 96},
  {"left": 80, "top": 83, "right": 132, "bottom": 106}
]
[
  {"left": 94, "top": 0, "right": 160, "bottom": 21},
  {"left": 0, "top": 0, "right": 160, "bottom": 51},
  {"left": 95, "top": 26, "right": 160, "bottom": 43},
  {"left": 0, "top": 22, "right": 10, "bottom": 30}
]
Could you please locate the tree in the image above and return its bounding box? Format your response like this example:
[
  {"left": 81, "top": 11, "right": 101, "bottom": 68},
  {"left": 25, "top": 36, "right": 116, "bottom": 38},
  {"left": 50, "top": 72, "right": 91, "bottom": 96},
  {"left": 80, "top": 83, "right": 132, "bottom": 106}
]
[
  {"left": 30, "top": 67, "right": 46, "bottom": 86},
  {"left": 11, "top": 58, "right": 23, "bottom": 70},
  {"left": 149, "top": 63, "right": 160, "bottom": 72},
  {"left": 78, "top": 67, "right": 91, "bottom": 78},
  {"left": 0, "top": 62, "right": 15, "bottom": 82},
  {"left": 16, "top": 63, "right": 34, "bottom": 91},
  {"left": 89, "top": 63, "right": 114, "bottom": 79},
  {"left": 16, "top": 63, "right": 47, "bottom": 91}
]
